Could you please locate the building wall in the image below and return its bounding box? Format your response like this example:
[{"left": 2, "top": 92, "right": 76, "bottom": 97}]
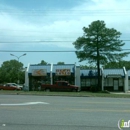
[
  {"left": 25, "top": 64, "right": 128, "bottom": 92},
  {"left": 26, "top": 64, "right": 77, "bottom": 91},
  {"left": 75, "top": 66, "right": 80, "bottom": 90},
  {"left": 128, "top": 79, "right": 130, "bottom": 90},
  {"left": 103, "top": 78, "right": 124, "bottom": 91},
  {"left": 80, "top": 78, "right": 98, "bottom": 91}
]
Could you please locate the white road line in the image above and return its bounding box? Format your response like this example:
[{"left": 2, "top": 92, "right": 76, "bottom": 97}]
[
  {"left": 0, "top": 102, "right": 49, "bottom": 106},
  {"left": 2, "top": 124, "right": 6, "bottom": 127}
]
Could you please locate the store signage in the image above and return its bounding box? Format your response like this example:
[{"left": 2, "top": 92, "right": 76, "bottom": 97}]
[
  {"left": 56, "top": 69, "right": 71, "bottom": 76},
  {"left": 32, "top": 69, "right": 47, "bottom": 76}
]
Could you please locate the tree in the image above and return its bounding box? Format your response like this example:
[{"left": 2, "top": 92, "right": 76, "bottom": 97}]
[
  {"left": 104, "top": 60, "right": 130, "bottom": 70},
  {"left": 73, "top": 20, "right": 129, "bottom": 90},
  {"left": 38, "top": 60, "right": 48, "bottom": 65},
  {"left": 57, "top": 62, "right": 65, "bottom": 65},
  {"left": 0, "top": 60, "right": 24, "bottom": 83},
  {"left": 80, "top": 65, "right": 96, "bottom": 69},
  {"left": 80, "top": 65, "right": 89, "bottom": 69},
  {"left": 104, "top": 61, "right": 119, "bottom": 68}
]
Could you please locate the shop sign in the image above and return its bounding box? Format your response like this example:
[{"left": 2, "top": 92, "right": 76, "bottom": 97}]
[
  {"left": 32, "top": 69, "right": 47, "bottom": 76},
  {"left": 56, "top": 69, "right": 71, "bottom": 76}
]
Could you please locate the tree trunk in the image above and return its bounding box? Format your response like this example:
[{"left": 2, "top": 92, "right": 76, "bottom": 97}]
[
  {"left": 97, "top": 55, "right": 100, "bottom": 91},
  {"left": 96, "top": 36, "right": 101, "bottom": 91}
]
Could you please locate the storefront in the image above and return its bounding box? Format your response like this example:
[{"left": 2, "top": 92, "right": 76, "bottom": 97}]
[
  {"left": 101, "top": 67, "right": 128, "bottom": 92},
  {"left": 52, "top": 64, "right": 75, "bottom": 84},
  {"left": 25, "top": 64, "right": 129, "bottom": 92},
  {"left": 80, "top": 69, "right": 98, "bottom": 91},
  {"left": 25, "top": 64, "right": 51, "bottom": 91},
  {"left": 127, "top": 70, "right": 130, "bottom": 90},
  {"left": 25, "top": 64, "right": 80, "bottom": 91}
]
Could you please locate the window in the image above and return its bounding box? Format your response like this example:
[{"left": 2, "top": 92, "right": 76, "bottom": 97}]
[{"left": 119, "top": 78, "right": 123, "bottom": 86}]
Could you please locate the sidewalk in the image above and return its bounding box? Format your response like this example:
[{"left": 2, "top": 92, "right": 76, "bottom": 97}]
[{"left": 111, "top": 91, "right": 130, "bottom": 94}]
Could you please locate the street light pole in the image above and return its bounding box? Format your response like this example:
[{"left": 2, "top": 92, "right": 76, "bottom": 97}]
[{"left": 10, "top": 53, "right": 26, "bottom": 84}]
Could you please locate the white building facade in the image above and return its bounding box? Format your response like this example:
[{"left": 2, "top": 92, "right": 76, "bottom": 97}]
[{"left": 25, "top": 64, "right": 129, "bottom": 92}]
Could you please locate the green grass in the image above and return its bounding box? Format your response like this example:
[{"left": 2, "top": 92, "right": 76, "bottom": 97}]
[{"left": 0, "top": 90, "right": 130, "bottom": 98}]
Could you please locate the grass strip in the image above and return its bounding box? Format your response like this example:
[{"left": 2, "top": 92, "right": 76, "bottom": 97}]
[{"left": 0, "top": 90, "right": 130, "bottom": 98}]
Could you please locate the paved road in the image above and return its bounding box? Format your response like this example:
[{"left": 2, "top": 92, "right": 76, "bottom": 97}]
[{"left": 0, "top": 95, "right": 130, "bottom": 130}]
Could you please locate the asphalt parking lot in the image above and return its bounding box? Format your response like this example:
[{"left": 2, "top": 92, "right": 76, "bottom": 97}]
[{"left": 0, "top": 95, "right": 130, "bottom": 130}]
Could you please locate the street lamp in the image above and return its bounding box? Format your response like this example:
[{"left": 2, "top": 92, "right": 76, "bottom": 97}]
[{"left": 10, "top": 53, "right": 26, "bottom": 84}]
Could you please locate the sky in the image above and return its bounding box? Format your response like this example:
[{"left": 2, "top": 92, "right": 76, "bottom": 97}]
[{"left": 0, "top": 0, "right": 130, "bottom": 67}]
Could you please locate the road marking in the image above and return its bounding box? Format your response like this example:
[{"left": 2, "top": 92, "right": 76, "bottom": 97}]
[
  {"left": 67, "top": 108, "right": 130, "bottom": 113},
  {"left": 80, "top": 101, "right": 130, "bottom": 105},
  {"left": 2, "top": 124, "right": 6, "bottom": 126},
  {"left": 0, "top": 102, "right": 49, "bottom": 106}
]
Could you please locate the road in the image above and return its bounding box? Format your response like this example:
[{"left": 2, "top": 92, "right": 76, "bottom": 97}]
[{"left": 0, "top": 95, "right": 130, "bottom": 130}]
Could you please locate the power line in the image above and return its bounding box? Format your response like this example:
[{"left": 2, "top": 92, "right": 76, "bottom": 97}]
[
  {"left": 24, "top": 9, "right": 129, "bottom": 12},
  {"left": 0, "top": 29, "right": 83, "bottom": 34},
  {"left": 0, "top": 9, "right": 130, "bottom": 16},
  {"left": 0, "top": 29, "right": 130, "bottom": 35},
  {"left": 0, "top": 9, "right": 129, "bottom": 13},
  {"left": 0, "top": 40, "right": 122, "bottom": 42},
  {"left": 0, "top": 50, "right": 76, "bottom": 52},
  {"left": 0, "top": 13, "right": 129, "bottom": 16},
  {"left": 0, "top": 9, "right": 130, "bottom": 11},
  {"left": 0, "top": 40, "right": 130, "bottom": 43},
  {"left": 0, "top": 49, "right": 130, "bottom": 53}
]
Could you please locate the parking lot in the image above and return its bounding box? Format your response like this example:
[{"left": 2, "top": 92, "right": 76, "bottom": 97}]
[{"left": 0, "top": 95, "right": 130, "bottom": 130}]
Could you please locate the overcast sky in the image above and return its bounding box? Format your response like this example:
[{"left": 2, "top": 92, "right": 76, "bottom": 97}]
[{"left": 0, "top": 0, "right": 130, "bottom": 67}]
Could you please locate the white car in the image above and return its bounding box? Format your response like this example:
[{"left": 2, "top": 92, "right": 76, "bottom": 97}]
[{"left": 7, "top": 83, "right": 23, "bottom": 90}]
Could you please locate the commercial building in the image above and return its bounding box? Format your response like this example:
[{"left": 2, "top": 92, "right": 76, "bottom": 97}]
[
  {"left": 25, "top": 64, "right": 80, "bottom": 91},
  {"left": 25, "top": 64, "right": 129, "bottom": 92}
]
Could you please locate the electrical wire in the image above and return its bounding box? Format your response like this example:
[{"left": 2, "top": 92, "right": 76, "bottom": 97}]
[
  {"left": 0, "top": 40, "right": 129, "bottom": 43},
  {"left": 0, "top": 50, "right": 76, "bottom": 52},
  {"left": 0, "top": 9, "right": 130, "bottom": 16},
  {"left": 0, "top": 50, "right": 130, "bottom": 53}
]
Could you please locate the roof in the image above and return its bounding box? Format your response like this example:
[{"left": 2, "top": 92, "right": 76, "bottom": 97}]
[
  {"left": 28, "top": 64, "right": 75, "bottom": 73},
  {"left": 28, "top": 64, "right": 51, "bottom": 73},
  {"left": 80, "top": 69, "right": 125, "bottom": 77},
  {"left": 27, "top": 65, "right": 126, "bottom": 78},
  {"left": 80, "top": 69, "right": 98, "bottom": 77},
  {"left": 103, "top": 69, "right": 124, "bottom": 77}
]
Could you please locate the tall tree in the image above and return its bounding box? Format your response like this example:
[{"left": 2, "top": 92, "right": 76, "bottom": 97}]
[
  {"left": 0, "top": 60, "right": 24, "bottom": 83},
  {"left": 73, "top": 20, "right": 129, "bottom": 90}
]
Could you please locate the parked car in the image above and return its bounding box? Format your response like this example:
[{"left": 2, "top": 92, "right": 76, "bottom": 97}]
[
  {"left": 41, "top": 81, "right": 79, "bottom": 92},
  {"left": 9, "top": 83, "right": 23, "bottom": 89},
  {"left": 0, "top": 83, "right": 21, "bottom": 90}
]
